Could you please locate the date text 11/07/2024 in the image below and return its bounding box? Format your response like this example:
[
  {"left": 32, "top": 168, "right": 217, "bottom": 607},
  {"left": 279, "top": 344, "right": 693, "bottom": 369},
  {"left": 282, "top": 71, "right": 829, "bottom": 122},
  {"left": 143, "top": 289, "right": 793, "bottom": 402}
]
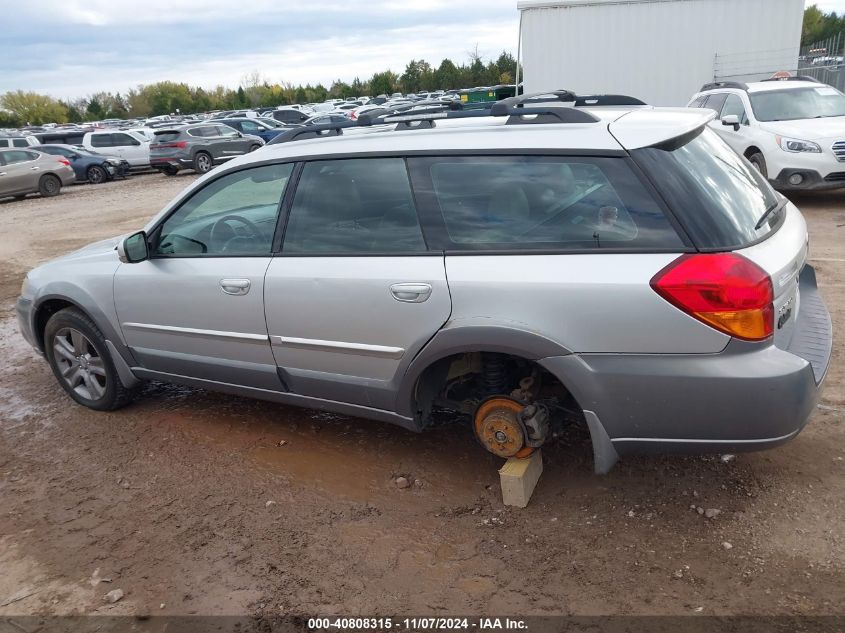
[{"left": 308, "top": 617, "right": 528, "bottom": 630}]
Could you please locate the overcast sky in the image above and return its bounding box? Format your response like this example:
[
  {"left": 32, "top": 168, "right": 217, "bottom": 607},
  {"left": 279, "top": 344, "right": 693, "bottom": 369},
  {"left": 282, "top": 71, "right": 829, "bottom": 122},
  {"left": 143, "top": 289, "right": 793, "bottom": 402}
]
[
  {"left": 2, "top": 0, "right": 844, "bottom": 100},
  {"left": 0, "top": 0, "right": 518, "bottom": 99}
]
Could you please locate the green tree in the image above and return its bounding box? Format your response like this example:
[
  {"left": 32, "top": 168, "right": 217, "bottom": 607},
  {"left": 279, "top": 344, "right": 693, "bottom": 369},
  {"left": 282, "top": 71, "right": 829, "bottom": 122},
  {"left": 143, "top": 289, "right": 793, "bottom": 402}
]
[
  {"left": 803, "top": 4, "right": 845, "bottom": 45},
  {"left": 400, "top": 60, "right": 432, "bottom": 94},
  {"left": 369, "top": 71, "right": 398, "bottom": 96},
  {"left": 86, "top": 96, "right": 105, "bottom": 119},
  {"left": 126, "top": 87, "right": 152, "bottom": 117},
  {"left": 434, "top": 58, "right": 461, "bottom": 90},
  {"left": 0, "top": 109, "right": 21, "bottom": 127},
  {"left": 0, "top": 90, "right": 68, "bottom": 124},
  {"left": 329, "top": 80, "right": 353, "bottom": 99}
]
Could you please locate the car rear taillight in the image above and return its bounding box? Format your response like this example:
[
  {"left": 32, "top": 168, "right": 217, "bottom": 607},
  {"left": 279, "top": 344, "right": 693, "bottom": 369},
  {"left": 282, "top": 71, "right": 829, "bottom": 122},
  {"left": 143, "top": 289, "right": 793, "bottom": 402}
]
[
  {"left": 650, "top": 253, "right": 774, "bottom": 341},
  {"left": 152, "top": 141, "right": 188, "bottom": 149},
  {"left": 58, "top": 158, "right": 71, "bottom": 166}
]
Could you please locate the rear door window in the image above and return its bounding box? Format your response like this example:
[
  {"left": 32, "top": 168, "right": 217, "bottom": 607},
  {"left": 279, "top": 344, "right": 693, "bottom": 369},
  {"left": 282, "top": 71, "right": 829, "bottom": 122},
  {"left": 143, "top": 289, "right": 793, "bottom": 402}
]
[
  {"left": 216, "top": 125, "right": 239, "bottom": 138},
  {"left": 112, "top": 132, "right": 140, "bottom": 146},
  {"left": 282, "top": 158, "right": 426, "bottom": 254},
  {"left": 4, "top": 150, "right": 37, "bottom": 164},
  {"left": 12, "top": 138, "right": 29, "bottom": 147},
  {"left": 408, "top": 156, "right": 685, "bottom": 251},
  {"left": 90, "top": 134, "right": 112, "bottom": 148}
]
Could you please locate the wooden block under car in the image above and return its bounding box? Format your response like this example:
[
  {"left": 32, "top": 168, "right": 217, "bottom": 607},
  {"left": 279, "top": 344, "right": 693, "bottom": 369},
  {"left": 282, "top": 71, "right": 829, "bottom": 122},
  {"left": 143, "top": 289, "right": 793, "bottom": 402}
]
[{"left": 498, "top": 449, "right": 543, "bottom": 508}]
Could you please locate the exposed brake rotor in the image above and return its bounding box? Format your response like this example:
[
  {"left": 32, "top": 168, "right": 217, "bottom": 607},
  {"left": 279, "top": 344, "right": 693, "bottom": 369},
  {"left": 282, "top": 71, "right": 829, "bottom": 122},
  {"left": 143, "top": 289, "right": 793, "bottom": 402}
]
[{"left": 474, "top": 397, "right": 535, "bottom": 459}]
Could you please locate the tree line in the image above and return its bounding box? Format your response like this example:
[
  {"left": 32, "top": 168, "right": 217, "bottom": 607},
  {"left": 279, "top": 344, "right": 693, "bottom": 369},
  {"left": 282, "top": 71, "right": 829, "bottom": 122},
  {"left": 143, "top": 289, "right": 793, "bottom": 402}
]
[
  {"left": 803, "top": 4, "right": 845, "bottom": 46},
  {"left": 0, "top": 50, "right": 517, "bottom": 127}
]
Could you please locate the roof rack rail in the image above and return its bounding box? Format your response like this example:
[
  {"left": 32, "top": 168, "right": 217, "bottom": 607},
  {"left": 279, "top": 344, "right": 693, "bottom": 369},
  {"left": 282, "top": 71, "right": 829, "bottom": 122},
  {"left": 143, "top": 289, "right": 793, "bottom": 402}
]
[
  {"left": 265, "top": 90, "right": 608, "bottom": 145},
  {"left": 574, "top": 94, "right": 647, "bottom": 106},
  {"left": 700, "top": 81, "right": 748, "bottom": 92},
  {"left": 761, "top": 75, "right": 820, "bottom": 83}
]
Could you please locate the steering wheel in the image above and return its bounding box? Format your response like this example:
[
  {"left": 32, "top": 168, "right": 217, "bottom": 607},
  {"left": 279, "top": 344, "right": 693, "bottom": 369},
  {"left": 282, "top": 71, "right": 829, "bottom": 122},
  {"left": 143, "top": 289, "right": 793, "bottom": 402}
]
[{"left": 209, "top": 215, "right": 262, "bottom": 252}]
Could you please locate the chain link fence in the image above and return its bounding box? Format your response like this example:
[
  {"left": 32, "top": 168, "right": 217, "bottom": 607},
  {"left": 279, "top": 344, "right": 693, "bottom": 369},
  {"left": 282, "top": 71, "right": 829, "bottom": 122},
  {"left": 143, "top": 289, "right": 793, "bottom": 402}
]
[
  {"left": 712, "top": 32, "right": 845, "bottom": 91},
  {"left": 798, "top": 32, "right": 845, "bottom": 91}
]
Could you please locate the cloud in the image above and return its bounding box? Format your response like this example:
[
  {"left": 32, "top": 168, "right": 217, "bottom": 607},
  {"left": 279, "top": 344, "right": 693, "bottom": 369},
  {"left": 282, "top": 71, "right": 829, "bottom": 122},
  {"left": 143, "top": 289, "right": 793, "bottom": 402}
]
[{"left": 0, "top": 0, "right": 518, "bottom": 98}]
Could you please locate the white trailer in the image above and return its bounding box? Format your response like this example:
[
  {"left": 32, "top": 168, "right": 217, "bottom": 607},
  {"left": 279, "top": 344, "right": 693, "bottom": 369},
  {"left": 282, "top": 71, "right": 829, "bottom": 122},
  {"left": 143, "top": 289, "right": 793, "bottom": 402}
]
[{"left": 517, "top": 0, "right": 804, "bottom": 106}]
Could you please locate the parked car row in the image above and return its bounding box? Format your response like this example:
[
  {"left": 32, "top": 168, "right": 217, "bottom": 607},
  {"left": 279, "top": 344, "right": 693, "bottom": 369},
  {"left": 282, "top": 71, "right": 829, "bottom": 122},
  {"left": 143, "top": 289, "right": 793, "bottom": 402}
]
[{"left": 5, "top": 74, "right": 845, "bottom": 202}]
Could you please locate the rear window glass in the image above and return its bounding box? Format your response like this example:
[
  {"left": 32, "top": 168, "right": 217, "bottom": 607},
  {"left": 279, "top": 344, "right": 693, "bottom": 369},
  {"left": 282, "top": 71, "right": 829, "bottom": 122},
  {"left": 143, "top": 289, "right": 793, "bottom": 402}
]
[
  {"left": 90, "top": 134, "right": 112, "bottom": 147},
  {"left": 154, "top": 131, "right": 181, "bottom": 143},
  {"left": 633, "top": 128, "right": 781, "bottom": 249},
  {"left": 408, "top": 156, "right": 685, "bottom": 250}
]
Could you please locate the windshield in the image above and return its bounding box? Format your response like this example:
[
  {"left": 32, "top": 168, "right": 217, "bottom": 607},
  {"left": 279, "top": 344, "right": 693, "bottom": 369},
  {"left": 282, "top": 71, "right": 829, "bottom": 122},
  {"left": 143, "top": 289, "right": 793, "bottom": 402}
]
[
  {"left": 750, "top": 86, "right": 845, "bottom": 121},
  {"left": 633, "top": 128, "right": 781, "bottom": 249}
]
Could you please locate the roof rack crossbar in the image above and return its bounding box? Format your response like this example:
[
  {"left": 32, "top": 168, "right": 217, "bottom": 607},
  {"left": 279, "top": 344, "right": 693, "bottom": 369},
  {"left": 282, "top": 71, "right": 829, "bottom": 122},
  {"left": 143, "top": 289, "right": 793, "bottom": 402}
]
[
  {"left": 761, "top": 75, "right": 820, "bottom": 83},
  {"left": 700, "top": 81, "right": 748, "bottom": 92}
]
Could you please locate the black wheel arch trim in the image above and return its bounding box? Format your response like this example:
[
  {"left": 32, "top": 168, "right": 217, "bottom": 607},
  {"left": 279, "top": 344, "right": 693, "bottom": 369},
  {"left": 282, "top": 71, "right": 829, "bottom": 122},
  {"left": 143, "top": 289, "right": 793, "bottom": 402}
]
[
  {"left": 393, "top": 323, "right": 572, "bottom": 418},
  {"left": 32, "top": 287, "right": 140, "bottom": 386}
]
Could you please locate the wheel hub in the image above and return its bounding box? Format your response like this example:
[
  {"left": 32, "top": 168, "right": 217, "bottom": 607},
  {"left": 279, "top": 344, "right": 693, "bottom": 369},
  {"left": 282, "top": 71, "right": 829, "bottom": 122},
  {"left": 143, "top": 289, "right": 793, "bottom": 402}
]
[{"left": 474, "top": 397, "right": 534, "bottom": 459}]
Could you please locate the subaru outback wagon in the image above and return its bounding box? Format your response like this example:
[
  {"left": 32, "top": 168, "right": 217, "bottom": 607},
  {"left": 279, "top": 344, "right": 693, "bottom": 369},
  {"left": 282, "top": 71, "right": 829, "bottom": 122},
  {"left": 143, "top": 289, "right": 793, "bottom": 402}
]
[{"left": 17, "top": 93, "right": 832, "bottom": 473}]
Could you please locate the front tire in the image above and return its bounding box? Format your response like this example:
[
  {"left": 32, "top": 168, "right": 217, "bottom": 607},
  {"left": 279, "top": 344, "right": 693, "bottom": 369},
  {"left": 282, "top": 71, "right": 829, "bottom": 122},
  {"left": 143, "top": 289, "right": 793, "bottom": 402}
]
[
  {"left": 44, "top": 308, "right": 135, "bottom": 411},
  {"left": 87, "top": 165, "right": 107, "bottom": 184},
  {"left": 248, "top": 144, "right": 261, "bottom": 153},
  {"left": 748, "top": 152, "right": 768, "bottom": 179},
  {"left": 193, "top": 151, "right": 213, "bottom": 174},
  {"left": 38, "top": 174, "right": 61, "bottom": 197}
]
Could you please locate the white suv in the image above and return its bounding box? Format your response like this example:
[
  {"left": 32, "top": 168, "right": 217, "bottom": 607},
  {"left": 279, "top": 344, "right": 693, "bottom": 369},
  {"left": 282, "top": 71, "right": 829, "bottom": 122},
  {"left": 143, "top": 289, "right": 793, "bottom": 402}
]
[{"left": 688, "top": 77, "right": 845, "bottom": 190}]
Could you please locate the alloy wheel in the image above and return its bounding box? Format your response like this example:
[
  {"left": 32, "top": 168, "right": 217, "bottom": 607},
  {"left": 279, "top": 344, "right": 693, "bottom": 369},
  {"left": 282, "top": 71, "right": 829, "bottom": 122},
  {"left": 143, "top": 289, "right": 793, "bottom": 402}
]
[{"left": 52, "top": 327, "right": 107, "bottom": 400}]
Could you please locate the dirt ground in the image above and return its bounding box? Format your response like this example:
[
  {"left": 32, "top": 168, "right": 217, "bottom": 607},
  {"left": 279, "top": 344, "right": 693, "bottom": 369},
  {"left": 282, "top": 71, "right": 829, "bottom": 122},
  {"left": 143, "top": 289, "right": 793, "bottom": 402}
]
[{"left": 0, "top": 174, "right": 843, "bottom": 620}]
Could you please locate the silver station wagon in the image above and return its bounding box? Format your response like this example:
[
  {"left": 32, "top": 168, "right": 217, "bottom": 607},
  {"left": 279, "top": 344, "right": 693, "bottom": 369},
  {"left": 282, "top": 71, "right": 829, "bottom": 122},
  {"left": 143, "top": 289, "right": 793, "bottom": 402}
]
[{"left": 16, "top": 92, "right": 832, "bottom": 473}]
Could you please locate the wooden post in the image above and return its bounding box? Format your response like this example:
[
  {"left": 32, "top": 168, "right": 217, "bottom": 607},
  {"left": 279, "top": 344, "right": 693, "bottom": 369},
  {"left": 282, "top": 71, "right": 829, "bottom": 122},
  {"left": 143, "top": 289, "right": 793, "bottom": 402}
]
[{"left": 499, "top": 449, "right": 543, "bottom": 508}]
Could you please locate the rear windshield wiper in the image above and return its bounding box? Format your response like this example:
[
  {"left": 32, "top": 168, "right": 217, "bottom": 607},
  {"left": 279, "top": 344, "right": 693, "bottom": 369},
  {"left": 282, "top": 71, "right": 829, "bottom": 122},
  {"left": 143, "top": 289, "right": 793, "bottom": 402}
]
[{"left": 754, "top": 199, "right": 784, "bottom": 231}]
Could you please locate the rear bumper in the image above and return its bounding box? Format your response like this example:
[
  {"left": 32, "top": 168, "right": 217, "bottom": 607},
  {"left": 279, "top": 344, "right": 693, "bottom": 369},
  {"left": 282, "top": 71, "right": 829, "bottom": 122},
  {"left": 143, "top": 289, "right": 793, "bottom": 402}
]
[
  {"left": 150, "top": 156, "right": 193, "bottom": 169},
  {"left": 541, "top": 265, "right": 831, "bottom": 462}
]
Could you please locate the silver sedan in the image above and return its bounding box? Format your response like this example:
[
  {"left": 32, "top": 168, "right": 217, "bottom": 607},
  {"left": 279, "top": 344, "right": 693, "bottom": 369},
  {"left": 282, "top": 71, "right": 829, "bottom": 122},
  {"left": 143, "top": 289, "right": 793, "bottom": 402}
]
[{"left": 0, "top": 148, "right": 76, "bottom": 200}]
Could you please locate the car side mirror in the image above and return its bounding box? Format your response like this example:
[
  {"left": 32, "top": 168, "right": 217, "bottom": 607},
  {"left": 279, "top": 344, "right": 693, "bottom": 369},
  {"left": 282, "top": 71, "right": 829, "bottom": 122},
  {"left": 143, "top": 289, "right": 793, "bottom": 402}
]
[
  {"left": 117, "top": 231, "right": 149, "bottom": 263},
  {"left": 721, "top": 114, "right": 740, "bottom": 131}
]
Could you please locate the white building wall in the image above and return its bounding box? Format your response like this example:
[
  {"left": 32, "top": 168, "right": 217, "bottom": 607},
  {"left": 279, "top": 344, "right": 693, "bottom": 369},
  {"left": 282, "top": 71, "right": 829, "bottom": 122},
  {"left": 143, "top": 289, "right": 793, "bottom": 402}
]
[{"left": 518, "top": 0, "right": 804, "bottom": 106}]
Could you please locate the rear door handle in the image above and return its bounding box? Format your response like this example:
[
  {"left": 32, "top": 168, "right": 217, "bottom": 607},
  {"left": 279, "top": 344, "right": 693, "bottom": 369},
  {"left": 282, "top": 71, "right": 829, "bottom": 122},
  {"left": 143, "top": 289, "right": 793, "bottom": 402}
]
[
  {"left": 30, "top": 166, "right": 40, "bottom": 171},
  {"left": 220, "top": 278, "right": 251, "bottom": 295},
  {"left": 390, "top": 282, "right": 432, "bottom": 303}
]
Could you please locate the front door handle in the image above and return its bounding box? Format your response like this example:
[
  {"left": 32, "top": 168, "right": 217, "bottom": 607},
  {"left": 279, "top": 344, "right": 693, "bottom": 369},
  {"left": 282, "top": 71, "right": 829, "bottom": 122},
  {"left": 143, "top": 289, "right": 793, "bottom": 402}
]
[
  {"left": 30, "top": 166, "right": 40, "bottom": 171},
  {"left": 220, "top": 278, "right": 251, "bottom": 295},
  {"left": 390, "top": 282, "right": 432, "bottom": 303}
]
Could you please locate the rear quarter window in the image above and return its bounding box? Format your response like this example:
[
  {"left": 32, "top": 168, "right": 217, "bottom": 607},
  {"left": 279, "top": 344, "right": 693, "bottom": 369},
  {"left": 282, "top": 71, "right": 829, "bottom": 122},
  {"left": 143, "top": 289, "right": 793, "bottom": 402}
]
[
  {"left": 632, "top": 127, "right": 781, "bottom": 249},
  {"left": 408, "top": 155, "right": 686, "bottom": 251}
]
